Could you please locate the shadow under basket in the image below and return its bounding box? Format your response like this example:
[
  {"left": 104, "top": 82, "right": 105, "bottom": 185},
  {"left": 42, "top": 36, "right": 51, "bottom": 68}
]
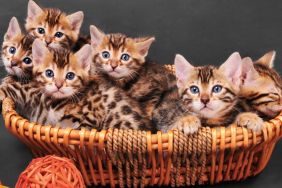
[{"left": 2, "top": 97, "right": 282, "bottom": 187}]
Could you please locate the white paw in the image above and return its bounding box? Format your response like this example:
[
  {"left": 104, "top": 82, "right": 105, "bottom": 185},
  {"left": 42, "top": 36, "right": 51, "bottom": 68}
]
[
  {"left": 236, "top": 112, "right": 264, "bottom": 132},
  {"left": 173, "top": 115, "right": 201, "bottom": 135}
]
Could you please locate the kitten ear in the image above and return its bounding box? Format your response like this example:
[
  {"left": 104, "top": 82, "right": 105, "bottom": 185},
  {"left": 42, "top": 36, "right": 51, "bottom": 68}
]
[
  {"left": 241, "top": 57, "right": 260, "bottom": 84},
  {"left": 75, "top": 44, "right": 92, "bottom": 71},
  {"left": 32, "top": 39, "right": 50, "bottom": 67},
  {"left": 255, "top": 50, "right": 276, "bottom": 68},
  {"left": 90, "top": 25, "right": 105, "bottom": 49},
  {"left": 219, "top": 52, "right": 242, "bottom": 87},
  {"left": 174, "top": 54, "right": 194, "bottom": 88},
  {"left": 135, "top": 37, "right": 155, "bottom": 57},
  {"left": 66, "top": 11, "right": 84, "bottom": 35},
  {"left": 4, "top": 17, "right": 22, "bottom": 41},
  {"left": 27, "top": 0, "right": 43, "bottom": 21}
]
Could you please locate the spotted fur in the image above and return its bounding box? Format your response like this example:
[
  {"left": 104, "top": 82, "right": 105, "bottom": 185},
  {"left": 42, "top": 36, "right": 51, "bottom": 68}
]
[
  {"left": 0, "top": 39, "right": 152, "bottom": 131},
  {"left": 240, "top": 51, "right": 282, "bottom": 120},
  {"left": 2, "top": 17, "right": 35, "bottom": 81},
  {"left": 153, "top": 53, "right": 243, "bottom": 134},
  {"left": 25, "top": 0, "right": 84, "bottom": 50},
  {"left": 90, "top": 25, "right": 176, "bottom": 117}
]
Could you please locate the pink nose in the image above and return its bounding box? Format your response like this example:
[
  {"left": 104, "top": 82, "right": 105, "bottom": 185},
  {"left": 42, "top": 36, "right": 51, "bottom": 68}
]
[{"left": 55, "top": 82, "right": 63, "bottom": 89}]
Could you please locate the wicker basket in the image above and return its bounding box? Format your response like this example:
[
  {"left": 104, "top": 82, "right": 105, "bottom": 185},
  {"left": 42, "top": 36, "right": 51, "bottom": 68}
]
[{"left": 2, "top": 92, "right": 282, "bottom": 186}]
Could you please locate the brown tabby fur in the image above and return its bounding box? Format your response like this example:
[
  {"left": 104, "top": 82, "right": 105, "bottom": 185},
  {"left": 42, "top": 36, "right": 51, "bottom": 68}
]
[
  {"left": 91, "top": 31, "right": 176, "bottom": 117},
  {"left": 1, "top": 40, "right": 151, "bottom": 131},
  {"left": 240, "top": 51, "right": 282, "bottom": 120},
  {"left": 25, "top": 0, "right": 84, "bottom": 50}
]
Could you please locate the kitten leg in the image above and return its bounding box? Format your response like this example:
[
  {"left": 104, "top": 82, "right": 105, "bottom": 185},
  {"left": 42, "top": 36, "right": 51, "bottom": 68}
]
[
  {"left": 171, "top": 115, "right": 201, "bottom": 135},
  {"left": 235, "top": 112, "right": 264, "bottom": 132}
]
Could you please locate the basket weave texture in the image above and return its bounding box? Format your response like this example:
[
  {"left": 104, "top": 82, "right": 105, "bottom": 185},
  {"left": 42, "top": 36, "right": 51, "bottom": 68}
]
[{"left": 2, "top": 65, "right": 282, "bottom": 187}]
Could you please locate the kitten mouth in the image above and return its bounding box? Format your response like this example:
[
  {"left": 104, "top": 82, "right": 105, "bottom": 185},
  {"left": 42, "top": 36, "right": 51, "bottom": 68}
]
[{"left": 200, "top": 106, "right": 213, "bottom": 111}]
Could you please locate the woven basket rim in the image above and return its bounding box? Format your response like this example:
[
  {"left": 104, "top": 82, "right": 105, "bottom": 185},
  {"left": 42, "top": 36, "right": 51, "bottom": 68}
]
[{"left": 2, "top": 97, "right": 282, "bottom": 146}]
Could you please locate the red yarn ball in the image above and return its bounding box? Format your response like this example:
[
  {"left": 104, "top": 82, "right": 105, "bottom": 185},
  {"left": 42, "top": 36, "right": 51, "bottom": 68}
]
[{"left": 16, "top": 155, "right": 85, "bottom": 188}]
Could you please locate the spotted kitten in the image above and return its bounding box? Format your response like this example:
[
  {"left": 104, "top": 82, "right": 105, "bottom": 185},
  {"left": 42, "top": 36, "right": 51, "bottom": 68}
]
[
  {"left": 153, "top": 53, "right": 264, "bottom": 134},
  {"left": 240, "top": 51, "right": 282, "bottom": 120},
  {"left": 90, "top": 25, "right": 176, "bottom": 117},
  {"left": 2, "top": 17, "right": 35, "bottom": 81},
  {"left": 25, "top": 0, "right": 84, "bottom": 50},
  {"left": 23, "top": 39, "right": 150, "bottom": 130}
]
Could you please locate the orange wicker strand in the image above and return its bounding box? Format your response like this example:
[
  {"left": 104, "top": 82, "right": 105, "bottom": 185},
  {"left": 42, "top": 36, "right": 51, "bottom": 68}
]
[
  {"left": 16, "top": 155, "right": 85, "bottom": 188},
  {"left": 2, "top": 91, "right": 282, "bottom": 187}
]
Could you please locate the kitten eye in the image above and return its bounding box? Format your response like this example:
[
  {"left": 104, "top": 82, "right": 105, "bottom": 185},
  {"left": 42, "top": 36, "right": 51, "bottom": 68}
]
[
  {"left": 54, "top": 32, "right": 64, "bottom": 38},
  {"left": 45, "top": 69, "right": 54, "bottom": 78},
  {"left": 212, "top": 85, "right": 222, "bottom": 93},
  {"left": 9, "top": 47, "right": 16, "bottom": 54},
  {"left": 120, "top": 53, "right": 130, "bottom": 61},
  {"left": 190, "top": 86, "right": 200, "bottom": 94},
  {"left": 23, "top": 57, "right": 32, "bottom": 64},
  {"left": 101, "top": 51, "right": 110, "bottom": 59},
  {"left": 37, "top": 27, "right": 45, "bottom": 34},
  {"left": 66, "top": 72, "right": 75, "bottom": 80}
]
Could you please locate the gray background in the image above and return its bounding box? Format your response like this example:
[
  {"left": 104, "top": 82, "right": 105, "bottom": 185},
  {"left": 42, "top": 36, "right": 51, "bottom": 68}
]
[{"left": 0, "top": 0, "right": 281, "bottom": 187}]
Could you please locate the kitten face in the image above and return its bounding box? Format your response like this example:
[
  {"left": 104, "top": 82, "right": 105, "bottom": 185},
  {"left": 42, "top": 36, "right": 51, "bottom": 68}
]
[
  {"left": 241, "top": 52, "right": 282, "bottom": 118},
  {"left": 32, "top": 39, "right": 91, "bottom": 99},
  {"left": 174, "top": 53, "right": 242, "bottom": 119},
  {"left": 25, "top": 0, "right": 83, "bottom": 49},
  {"left": 2, "top": 17, "right": 34, "bottom": 79},
  {"left": 90, "top": 25, "right": 155, "bottom": 79}
]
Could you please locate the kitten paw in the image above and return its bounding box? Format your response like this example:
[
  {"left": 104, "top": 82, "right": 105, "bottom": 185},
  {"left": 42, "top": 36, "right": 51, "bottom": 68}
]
[
  {"left": 173, "top": 115, "right": 201, "bottom": 135},
  {"left": 236, "top": 112, "right": 264, "bottom": 132}
]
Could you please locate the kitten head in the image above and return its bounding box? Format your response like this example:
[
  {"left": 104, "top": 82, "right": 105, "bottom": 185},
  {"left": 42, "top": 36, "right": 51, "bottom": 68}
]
[
  {"left": 25, "top": 0, "right": 84, "bottom": 49},
  {"left": 32, "top": 39, "right": 91, "bottom": 99},
  {"left": 174, "top": 52, "right": 242, "bottom": 119},
  {"left": 90, "top": 25, "right": 155, "bottom": 79},
  {"left": 2, "top": 17, "right": 35, "bottom": 79},
  {"left": 241, "top": 51, "right": 282, "bottom": 118}
]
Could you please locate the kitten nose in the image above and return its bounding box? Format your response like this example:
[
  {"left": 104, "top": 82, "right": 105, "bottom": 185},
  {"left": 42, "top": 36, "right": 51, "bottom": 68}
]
[
  {"left": 110, "top": 62, "right": 118, "bottom": 70},
  {"left": 55, "top": 81, "right": 63, "bottom": 89},
  {"left": 11, "top": 61, "right": 17, "bottom": 67},
  {"left": 201, "top": 97, "right": 210, "bottom": 105},
  {"left": 45, "top": 37, "right": 52, "bottom": 45}
]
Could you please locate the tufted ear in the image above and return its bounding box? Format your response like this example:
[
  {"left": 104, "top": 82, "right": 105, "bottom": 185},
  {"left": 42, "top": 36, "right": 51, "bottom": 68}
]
[
  {"left": 27, "top": 0, "right": 43, "bottom": 22},
  {"left": 241, "top": 57, "right": 260, "bottom": 85},
  {"left": 32, "top": 39, "right": 50, "bottom": 67},
  {"left": 219, "top": 52, "right": 242, "bottom": 87},
  {"left": 90, "top": 25, "right": 105, "bottom": 49},
  {"left": 66, "top": 11, "right": 84, "bottom": 35},
  {"left": 75, "top": 44, "right": 92, "bottom": 72},
  {"left": 4, "top": 17, "right": 22, "bottom": 41},
  {"left": 134, "top": 37, "right": 155, "bottom": 57},
  {"left": 255, "top": 50, "right": 276, "bottom": 68},
  {"left": 174, "top": 54, "right": 194, "bottom": 88}
]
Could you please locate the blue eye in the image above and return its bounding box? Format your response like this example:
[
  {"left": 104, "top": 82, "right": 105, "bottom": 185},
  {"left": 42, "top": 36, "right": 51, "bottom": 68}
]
[
  {"left": 102, "top": 51, "right": 110, "bottom": 59},
  {"left": 45, "top": 69, "right": 54, "bottom": 78},
  {"left": 66, "top": 72, "right": 75, "bottom": 80},
  {"left": 212, "top": 85, "right": 222, "bottom": 93},
  {"left": 37, "top": 27, "right": 45, "bottom": 34},
  {"left": 120, "top": 53, "right": 130, "bottom": 61},
  {"left": 190, "top": 86, "right": 200, "bottom": 94},
  {"left": 55, "top": 32, "right": 64, "bottom": 38},
  {"left": 9, "top": 47, "right": 16, "bottom": 54},
  {"left": 23, "top": 57, "right": 32, "bottom": 64}
]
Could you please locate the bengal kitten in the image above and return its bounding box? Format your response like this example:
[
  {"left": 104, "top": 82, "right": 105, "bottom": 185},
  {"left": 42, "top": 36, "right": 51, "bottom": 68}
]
[
  {"left": 2, "top": 17, "right": 35, "bottom": 82},
  {"left": 12, "top": 39, "right": 149, "bottom": 130},
  {"left": 240, "top": 51, "right": 282, "bottom": 120},
  {"left": 25, "top": 0, "right": 84, "bottom": 50},
  {"left": 90, "top": 25, "right": 176, "bottom": 117},
  {"left": 153, "top": 52, "right": 264, "bottom": 134}
]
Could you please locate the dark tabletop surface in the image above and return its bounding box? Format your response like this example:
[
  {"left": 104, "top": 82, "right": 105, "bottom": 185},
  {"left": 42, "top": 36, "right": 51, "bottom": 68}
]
[{"left": 0, "top": 0, "right": 281, "bottom": 187}]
